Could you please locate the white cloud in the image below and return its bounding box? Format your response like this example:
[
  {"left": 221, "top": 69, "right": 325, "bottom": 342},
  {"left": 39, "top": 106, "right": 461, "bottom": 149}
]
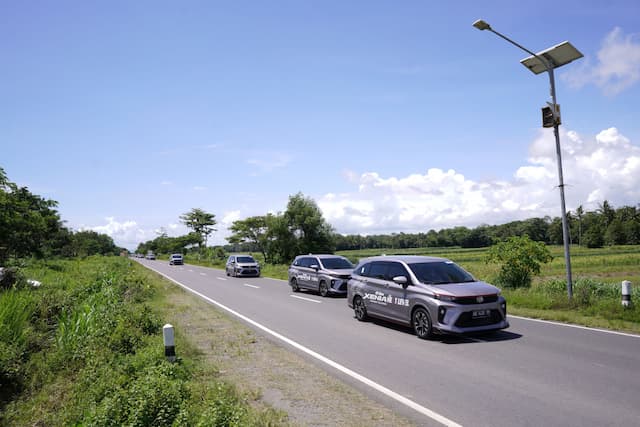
[
  {"left": 221, "top": 210, "right": 241, "bottom": 226},
  {"left": 193, "top": 186, "right": 207, "bottom": 191},
  {"left": 81, "top": 217, "right": 150, "bottom": 250},
  {"left": 318, "top": 127, "right": 640, "bottom": 235},
  {"left": 563, "top": 27, "right": 640, "bottom": 96}
]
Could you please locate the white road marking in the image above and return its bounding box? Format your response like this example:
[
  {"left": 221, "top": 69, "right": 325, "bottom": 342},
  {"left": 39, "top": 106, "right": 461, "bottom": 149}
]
[
  {"left": 244, "top": 284, "right": 260, "bottom": 289},
  {"left": 144, "top": 265, "right": 462, "bottom": 427},
  {"left": 216, "top": 277, "right": 227, "bottom": 281},
  {"left": 188, "top": 269, "right": 194, "bottom": 272},
  {"left": 200, "top": 273, "right": 206, "bottom": 276},
  {"left": 290, "top": 295, "right": 322, "bottom": 304},
  {"left": 510, "top": 315, "right": 640, "bottom": 338}
]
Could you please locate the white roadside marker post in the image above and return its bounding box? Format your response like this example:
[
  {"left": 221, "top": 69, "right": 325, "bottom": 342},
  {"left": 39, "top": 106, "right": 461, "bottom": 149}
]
[
  {"left": 163, "top": 324, "right": 176, "bottom": 362},
  {"left": 621, "top": 281, "right": 632, "bottom": 307}
]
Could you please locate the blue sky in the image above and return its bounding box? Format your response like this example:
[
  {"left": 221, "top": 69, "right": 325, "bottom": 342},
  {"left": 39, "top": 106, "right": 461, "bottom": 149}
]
[{"left": 2, "top": 1, "right": 639, "bottom": 249}]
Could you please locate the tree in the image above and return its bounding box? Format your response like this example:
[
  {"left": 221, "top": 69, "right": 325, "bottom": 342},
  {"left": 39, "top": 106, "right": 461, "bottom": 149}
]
[
  {"left": 228, "top": 216, "right": 270, "bottom": 262},
  {"left": 264, "top": 213, "right": 298, "bottom": 264},
  {"left": 485, "top": 236, "right": 553, "bottom": 288},
  {"left": 0, "top": 167, "right": 65, "bottom": 262},
  {"left": 284, "top": 193, "right": 335, "bottom": 255},
  {"left": 598, "top": 200, "right": 615, "bottom": 228},
  {"left": 180, "top": 208, "right": 217, "bottom": 249},
  {"left": 70, "top": 230, "right": 119, "bottom": 257},
  {"left": 604, "top": 219, "right": 626, "bottom": 246},
  {"left": 460, "top": 227, "right": 493, "bottom": 248},
  {"left": 574, "top": 205, "right": 584, "bottom": 246}
]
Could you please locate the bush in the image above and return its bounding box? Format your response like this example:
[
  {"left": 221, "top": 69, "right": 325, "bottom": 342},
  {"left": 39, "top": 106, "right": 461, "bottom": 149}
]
[{"left": 485, "top": 236, "right": 553, "bottom": 288}]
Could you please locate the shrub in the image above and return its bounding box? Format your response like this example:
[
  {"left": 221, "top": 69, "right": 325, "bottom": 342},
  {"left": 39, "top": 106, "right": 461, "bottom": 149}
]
[{"left": 485, "top": 236, "right": 553, "bottom": 288}]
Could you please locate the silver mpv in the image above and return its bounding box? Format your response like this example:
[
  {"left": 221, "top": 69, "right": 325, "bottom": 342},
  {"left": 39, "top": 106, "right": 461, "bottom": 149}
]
[{"left": 347, "top": 255, "right": 508, "bottom": 339}]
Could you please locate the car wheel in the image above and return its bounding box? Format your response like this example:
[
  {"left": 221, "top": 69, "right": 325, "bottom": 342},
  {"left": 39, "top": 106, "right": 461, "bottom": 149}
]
[
  {"left": 412, "top": 307, "right": 434, "bottom": 340},
  {"left": 319, "top": 281, "right": 329, "bottom": 297},
  {"left": 226, "top": 269, "right": 230, "bottom": 276},
  {"left": 290, "top": 278, "right": 299, "bottom": 292},
  {"left": 353, "top": 296, "right": 368, "bottom": 321}
]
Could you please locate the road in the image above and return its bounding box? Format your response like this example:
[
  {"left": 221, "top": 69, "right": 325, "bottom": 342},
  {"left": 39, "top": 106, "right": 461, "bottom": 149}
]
[{"left": 138, "top": 259, "right": 640, "bottom": 427}]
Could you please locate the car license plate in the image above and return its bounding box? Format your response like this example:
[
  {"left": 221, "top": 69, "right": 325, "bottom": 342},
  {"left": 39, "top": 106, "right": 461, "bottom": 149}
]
[{"left": 472, "top": 309, "right": 490, "bottom": 318}]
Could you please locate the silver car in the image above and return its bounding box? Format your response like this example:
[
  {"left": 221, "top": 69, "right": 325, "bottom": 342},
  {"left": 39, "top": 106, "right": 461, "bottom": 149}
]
[
  {"left": 225, "top": 254, "right": 260, "bottom": 277},
  {"left": 347, "top": 255, "right": 508, "bottom": 339},
  {"left": 288, "top": 254, "right": 354, "bottom": 297}
]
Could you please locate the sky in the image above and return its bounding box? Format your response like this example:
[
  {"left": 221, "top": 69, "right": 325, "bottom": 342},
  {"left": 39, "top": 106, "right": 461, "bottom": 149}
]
[{"left": 2, "top": 1, "right": 639, "bottom": 250}]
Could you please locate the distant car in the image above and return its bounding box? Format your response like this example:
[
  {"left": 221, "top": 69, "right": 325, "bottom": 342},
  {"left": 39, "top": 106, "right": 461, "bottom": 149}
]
[
  {"left": 169, "top": 254, "right": 184, "bottom": 265},
  {"left": 347, "top": 255, "right": 509, "bottom": 339},
  {"left": 225, "top": 255, "right": 260, "bottom": 277},
  {"left": 288, "top": 254, "right": 354, "bottom": 297},
  {"left": 145, "top": 252, "right": 156, "bottom": 260}
]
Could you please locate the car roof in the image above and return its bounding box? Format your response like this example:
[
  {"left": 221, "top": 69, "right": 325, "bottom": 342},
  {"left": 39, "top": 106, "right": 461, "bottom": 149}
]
[
  {"left": 359, "top": 255, "right": 449, "bottom": 264},
  {"left": 297, "top": 254, "right": 346, "bottom": 259}
]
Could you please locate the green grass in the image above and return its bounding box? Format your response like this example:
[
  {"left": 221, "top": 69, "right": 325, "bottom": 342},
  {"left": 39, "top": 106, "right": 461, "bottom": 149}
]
[{"left": 1, "top": 256, "right": 287, "bottom": 426}]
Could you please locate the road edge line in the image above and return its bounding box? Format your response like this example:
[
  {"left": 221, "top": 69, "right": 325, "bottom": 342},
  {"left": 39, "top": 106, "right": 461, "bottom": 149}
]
[{"left": 510, "top": 315, "right": 640, "bottom": 338}]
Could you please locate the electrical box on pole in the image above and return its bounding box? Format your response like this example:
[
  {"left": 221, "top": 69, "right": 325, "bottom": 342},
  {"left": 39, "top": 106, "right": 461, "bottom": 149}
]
[{"left": 542, "top": 103, "right": 561, "bottom": 128}]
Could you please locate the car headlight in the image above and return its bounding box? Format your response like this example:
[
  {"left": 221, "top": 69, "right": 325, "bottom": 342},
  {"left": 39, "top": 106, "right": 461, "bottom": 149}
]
[{"left": 433, "top": 293, "right": 456, "bottom": 302}]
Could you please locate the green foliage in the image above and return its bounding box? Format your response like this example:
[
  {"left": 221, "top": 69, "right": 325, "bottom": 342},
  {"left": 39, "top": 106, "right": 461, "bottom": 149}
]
[
  {"left": 180, "top": 208, "right": 217, "bottom": 249},
  {"left": 583, "top": 225, "right": 605, "bottom": 248},
  {"left": 228, "top": 215, "right": 269, "bottom": 262},
  {"left": 0, "top": 167, "right": 65, "bottom": 262},
  {"left": 485, "top": 236, "right": 553, "bottom": 288},
  {"left": 0, "top": 290, "right": 34, "bottom": 401},
  {"left": 69, "top": 230, "right": 119, "bottom": 257}
]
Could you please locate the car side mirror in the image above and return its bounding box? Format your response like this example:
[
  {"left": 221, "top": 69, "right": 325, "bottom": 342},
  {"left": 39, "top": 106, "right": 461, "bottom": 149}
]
[
  {"left": 310, "top": 264, "right": 319, "bottom": 270},
  {"left": 393, "top": 276, "right": 409, "bottom": 289}
]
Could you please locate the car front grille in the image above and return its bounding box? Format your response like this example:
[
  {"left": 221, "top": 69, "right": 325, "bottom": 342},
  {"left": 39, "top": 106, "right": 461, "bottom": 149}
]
[{"left": 454, "top": 295, "right": 499, "bottom": 305}]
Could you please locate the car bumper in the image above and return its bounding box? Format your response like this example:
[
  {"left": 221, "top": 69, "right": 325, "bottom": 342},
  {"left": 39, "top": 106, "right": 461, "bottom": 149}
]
[
  {"left": 433, "top": 301, "right": 509, "bottom": 334},
  {"left": 234, "top": 269, "right": 260, "bottom": 277}
]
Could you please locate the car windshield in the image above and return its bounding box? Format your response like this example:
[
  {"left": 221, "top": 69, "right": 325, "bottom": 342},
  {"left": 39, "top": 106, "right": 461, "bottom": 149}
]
[
  {"left": 320, "top": 257, "right": 353, "bottom": 269},
  {"left": 408, "top": 261, "right": 475, "bottom": 285},
  {"left": 237, "top": 256, "right": 255, "bottom": 263},
  {"left": 171, "top": 254, "right": 182, "bottom": 258}
]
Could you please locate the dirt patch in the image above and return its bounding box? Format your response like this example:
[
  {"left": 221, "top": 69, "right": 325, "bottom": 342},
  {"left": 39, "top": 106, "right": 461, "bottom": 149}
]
[{"left": 162, "top": 279, "right": 417, "bottom": 426}]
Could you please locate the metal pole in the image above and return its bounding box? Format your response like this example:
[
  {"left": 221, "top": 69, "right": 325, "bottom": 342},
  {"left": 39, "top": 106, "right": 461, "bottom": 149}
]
[
  {"left": 548, "top": 68, "right": 573, "bottom": 299},
  {"left": 483, "top": 27, "right": 574, "bottom": 299}
]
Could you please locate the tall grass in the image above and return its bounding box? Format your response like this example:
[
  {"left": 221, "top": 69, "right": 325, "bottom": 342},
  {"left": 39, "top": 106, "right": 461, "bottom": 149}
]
[
  {"left": 1, "top": 256, "right": 285, "bottom": 426},
  {"left": 0, "top": 290, "right": 33, "bottom": 347}
]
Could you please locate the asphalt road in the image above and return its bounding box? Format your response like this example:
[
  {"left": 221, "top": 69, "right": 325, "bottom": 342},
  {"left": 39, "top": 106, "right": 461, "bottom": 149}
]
[{"left": 138, "top": 259, "right": 640, "bottom": 427}]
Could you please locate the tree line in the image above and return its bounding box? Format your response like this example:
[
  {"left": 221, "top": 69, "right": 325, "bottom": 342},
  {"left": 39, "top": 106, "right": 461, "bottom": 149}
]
[
  {"left": 0, "top": 167, "right": 120, "bottom": 264},
  {"left": 137, "top": 190, "right": 639, "bottom": 265},
  {"left": 332, "top": 200, "right": 639, "bottom": 251}
]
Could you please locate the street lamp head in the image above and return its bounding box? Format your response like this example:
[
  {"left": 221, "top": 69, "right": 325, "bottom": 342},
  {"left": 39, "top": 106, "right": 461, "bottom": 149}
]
[{"left": 473, "top": 19, "right": 491, "bottom": 31}]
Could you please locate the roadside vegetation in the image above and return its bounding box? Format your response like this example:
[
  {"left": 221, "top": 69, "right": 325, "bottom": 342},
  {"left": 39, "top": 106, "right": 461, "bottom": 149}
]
[{"left": 0, "top": 256, "right": 286, "bottom": 426}]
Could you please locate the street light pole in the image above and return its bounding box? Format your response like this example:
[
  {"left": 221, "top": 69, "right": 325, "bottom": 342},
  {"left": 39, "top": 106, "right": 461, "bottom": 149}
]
[{"left": 473, "top": 19, "right": 579, "bottom": 299}]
